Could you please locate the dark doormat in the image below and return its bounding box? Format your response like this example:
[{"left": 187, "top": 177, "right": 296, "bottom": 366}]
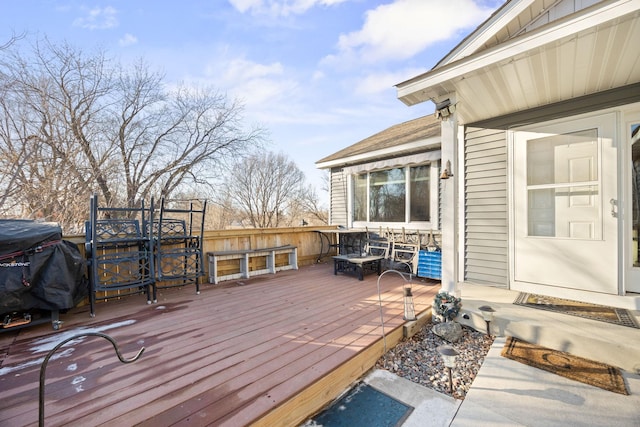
[
  {"left": 309, "top": 383, "right": 413, "bottom": 427},
  {"left": 514, "top": 292, "right": 639, "bottom": 328},
  {"left": 501, "top": 336, "right": 629, "bottom": 395}
]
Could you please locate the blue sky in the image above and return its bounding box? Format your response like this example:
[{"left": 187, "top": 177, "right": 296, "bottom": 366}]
[{"left": 0, "top": 0, "right": 502, "bottom": 195}]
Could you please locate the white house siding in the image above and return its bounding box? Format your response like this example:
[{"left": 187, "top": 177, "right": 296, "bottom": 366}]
[
  {"left": 464, "top": 127, "right": 509, "bottom": 287},
  {"left": 329, "top": 168, "right": 348, "bottom": 226}
]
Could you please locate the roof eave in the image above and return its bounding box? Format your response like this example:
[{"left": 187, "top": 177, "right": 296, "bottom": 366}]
[
  {"left": 396, "top": 0, "right": 638, "bottom": 108},
  {"left": 316, "top": 137, "right": 441, "bottom": 170}
]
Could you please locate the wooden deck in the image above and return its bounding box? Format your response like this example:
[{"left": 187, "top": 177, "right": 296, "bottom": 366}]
[{"left": 0, "top": 262, "right": 440, "bottom": 426}]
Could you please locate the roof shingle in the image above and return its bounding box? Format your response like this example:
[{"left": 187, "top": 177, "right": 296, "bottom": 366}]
[{"left": 316, "top": 114, "right": 440, "bottom": 165}]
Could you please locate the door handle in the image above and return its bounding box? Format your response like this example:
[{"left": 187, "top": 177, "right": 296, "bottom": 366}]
[{"left": 610, "top": 198, "right": 617, "bottom": 218}]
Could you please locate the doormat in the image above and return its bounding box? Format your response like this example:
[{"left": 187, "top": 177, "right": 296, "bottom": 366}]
[
  {"left": 514, "top": 293, "right": 639, "bottom": 329},
  {"left": 501, "top": 336, "right": 629, "bottom": 395},
  {"left": 310, "top": 383, "right": 413, "bottom": 427}
]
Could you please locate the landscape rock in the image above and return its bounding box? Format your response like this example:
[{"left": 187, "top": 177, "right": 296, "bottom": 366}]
[
  {"left": 432, "top": 321, "right": 463, "bottom": 342},
  {"left": 375, "top": 322, "right": 494, "bottom": 400}
]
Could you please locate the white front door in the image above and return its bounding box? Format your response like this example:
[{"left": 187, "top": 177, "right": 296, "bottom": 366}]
[{"left": 513, "top": 113, "right": 618, "bottom": 294}]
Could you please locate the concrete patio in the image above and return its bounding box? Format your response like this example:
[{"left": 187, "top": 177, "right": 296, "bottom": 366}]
[{"left": 357, "top": 283, "right": 640, "bottom": 427}]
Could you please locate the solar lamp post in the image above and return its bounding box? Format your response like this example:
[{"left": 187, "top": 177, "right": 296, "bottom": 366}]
[
  {"left": 478, "top": 305, "right": 496, "bottom": 336},
  {"left": 437, "top": 344, "right": 459, "bottom": 394}
]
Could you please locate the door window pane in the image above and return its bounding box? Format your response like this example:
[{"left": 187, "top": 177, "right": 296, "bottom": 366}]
[
  {"left": 527, "top": 188, "right": 555, "bottom": 236},
  {"left": 527, "top": 129, "right": 598, "bottom": 185},
  {"left": 526, "top": 129, "right": 600, "bottom": 239}
]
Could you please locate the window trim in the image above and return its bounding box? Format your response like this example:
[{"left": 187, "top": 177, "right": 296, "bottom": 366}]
[{"left": 349, "top": 160, "right": 440, "bottom": 230}]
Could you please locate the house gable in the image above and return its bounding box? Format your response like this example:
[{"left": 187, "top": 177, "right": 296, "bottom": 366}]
[{"left": 439, "top": 0, "right": 602, "bottom": 67}]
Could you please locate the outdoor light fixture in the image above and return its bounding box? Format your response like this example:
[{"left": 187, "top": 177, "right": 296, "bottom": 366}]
[
  {"left": 437, "top": 344, "right": 459, "bottom": 394},
  {"left": 403, "top": 284, "right": 416, "bottom": 321},
  {"left": 478, "top": 305, "right": 496, "bottom": 336},
  {"left": 435, "top": 99, "right": 456, "bottom": 120},
  {"left": 440, "top": 160, "right": 454, "bottom": 180},
  {"left": 377, "top": 269, "right": 419, "bottom": 352}
]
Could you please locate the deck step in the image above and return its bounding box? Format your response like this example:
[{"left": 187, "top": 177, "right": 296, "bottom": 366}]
[{"left": 456, "top": 287, "right": 640, "bottom": 373}]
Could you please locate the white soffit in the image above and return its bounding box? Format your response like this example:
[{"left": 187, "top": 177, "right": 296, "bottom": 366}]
[{"left": 397, "top": 1, "right": 640, "bottom": 125}]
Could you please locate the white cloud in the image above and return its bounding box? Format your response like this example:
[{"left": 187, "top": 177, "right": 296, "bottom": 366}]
[
  {"left": 311, "top": 70, "right": 325, "bottom": 82},
  {"left": 353, "top": 67, "right": 427, "bottom": 96},
  {"left": 73, "top": 6, "right": 118, "bottom": 30},
  {"left": 219, "top": 58, "right": 296, "bottom": 109},
  {"left": 228, "top": 0, "right": 348, "bottom": 17},
  {"left": 188, "top": 53, "right": 299, "bottom": 119},
  {"left": 326, "top": 0, "right": 494, "bottom": 65},
  {"left": 119, "top": 33, "right": 138, "bottom": 46},
  {"left": 222, "top": 58, "right": 284, "bottom": 81},
  {"left": 228, "top": 0, "right": 261, "bottom": 13}
]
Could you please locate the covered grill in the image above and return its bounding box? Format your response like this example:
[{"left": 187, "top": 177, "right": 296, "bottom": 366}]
[{"left": 0, "top": 219, "right": 87, "bottom": 330}]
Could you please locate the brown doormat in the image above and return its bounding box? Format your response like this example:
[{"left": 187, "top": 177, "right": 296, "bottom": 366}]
[
  {"left": 514, "top": 293, "right": 639, "bottom": 329},
  {"left": 501, "top": 337, "right": 629, "bottom": 395}
]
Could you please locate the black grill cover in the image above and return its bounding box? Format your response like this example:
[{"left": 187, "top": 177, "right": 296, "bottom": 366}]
[{"left": 0, "top": 219, "right": 87, "bottom": 313}]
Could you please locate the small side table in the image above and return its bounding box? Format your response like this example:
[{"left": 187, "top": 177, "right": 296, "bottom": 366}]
[{"left": 333, "top": 255, "right": 384, "bottom": 280}]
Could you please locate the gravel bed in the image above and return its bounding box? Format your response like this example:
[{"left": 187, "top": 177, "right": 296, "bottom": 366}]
[{"left": 375, "top": 322, "right": 494, "bottom": 400}]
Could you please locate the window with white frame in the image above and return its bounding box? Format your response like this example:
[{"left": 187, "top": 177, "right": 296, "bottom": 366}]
[{"left": 352, "top": 164, "right": 431, "bottom": 224}]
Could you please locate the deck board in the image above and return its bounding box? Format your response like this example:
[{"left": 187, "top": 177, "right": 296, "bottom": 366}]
[{"left": 0, "top": 262, "right": 440, "bottom": 426}]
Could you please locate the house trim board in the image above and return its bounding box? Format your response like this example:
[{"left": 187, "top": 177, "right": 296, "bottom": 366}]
[
  {"left": 439, "top": 115, "right": 459, "bottom": 294},
  {"left": 456, "top": 122, "right": 466, "bottom": 297},
  {"left": 621, "top": 106, "right": 640, "bottom": 293},
  {"left": 440, "top": 0, "right": 536, "bottom": 66},
  {"left": 470, "top": 83, "right": 640, "bottom": 130}
]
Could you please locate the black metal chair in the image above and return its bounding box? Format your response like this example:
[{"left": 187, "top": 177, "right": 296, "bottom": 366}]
[
  {"left": 85, "top": 194, "right": 156, "bottom": 316},
  {"left": 152, "top": 197, "right": 207, "bottom": 294}
]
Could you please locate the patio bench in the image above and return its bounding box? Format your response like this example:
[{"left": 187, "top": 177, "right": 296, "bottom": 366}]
[{"left": 207, "top": 245, "right": 298, "bottom": 284}]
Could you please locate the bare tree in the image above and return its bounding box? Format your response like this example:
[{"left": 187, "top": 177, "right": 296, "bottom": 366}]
[
  {"left": 0, "top": 32, "right": 27, "bottom": 213},
  {"left": 297, "top": 184, "right": 329, "bottom": 225},
  {"left": 107, "top": 60, "right": 264, "bottom": 208},
  {"left": 0, "top": 38, "right": 263, "bottom": 231},
  {"left": 220, "top": 151, "right": 306, "bottom": 228},
  {"left": 0, "top": 40, "right": 115, "bottom": 228}
]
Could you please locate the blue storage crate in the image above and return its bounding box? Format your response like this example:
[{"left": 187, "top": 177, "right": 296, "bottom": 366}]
[{"left": 417, "top": 250, "right": 442, "bottom": 279}]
